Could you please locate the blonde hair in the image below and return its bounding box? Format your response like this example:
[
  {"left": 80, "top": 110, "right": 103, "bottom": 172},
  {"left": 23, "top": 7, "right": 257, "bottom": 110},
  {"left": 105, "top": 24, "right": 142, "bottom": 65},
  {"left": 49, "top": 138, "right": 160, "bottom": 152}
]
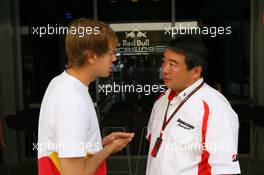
[{"left": 65, "top": 18, "right": 118, "bottom": 68}]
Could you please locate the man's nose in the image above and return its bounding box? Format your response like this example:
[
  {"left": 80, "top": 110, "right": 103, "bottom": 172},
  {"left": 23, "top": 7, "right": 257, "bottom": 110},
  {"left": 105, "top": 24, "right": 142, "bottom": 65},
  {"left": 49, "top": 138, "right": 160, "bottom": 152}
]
[
  {"left": 112, "top": 54, "right": 117, "bottom": 62},
  {"left": 162, "top": 62, "right": 170, "bottom": 74}
]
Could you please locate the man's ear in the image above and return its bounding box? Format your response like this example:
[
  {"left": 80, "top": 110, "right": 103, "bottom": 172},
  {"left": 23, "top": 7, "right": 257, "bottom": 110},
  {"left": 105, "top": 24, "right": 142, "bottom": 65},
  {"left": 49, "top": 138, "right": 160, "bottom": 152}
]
[
  {"left": 85, "top": 50, "right": 98, "bottom": 64},
  {"left": 192, "top": 66, "right": 202, "bottom": 79}
]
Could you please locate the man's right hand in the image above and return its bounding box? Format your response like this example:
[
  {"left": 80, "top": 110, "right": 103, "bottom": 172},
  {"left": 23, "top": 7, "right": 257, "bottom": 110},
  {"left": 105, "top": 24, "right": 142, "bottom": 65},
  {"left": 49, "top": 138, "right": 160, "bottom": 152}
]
[
  {"left": 60, "top": 133, "right": 134, "bottom": 175},
  {"left": 105, "top": 135, "right": 134, "bottom": 154},
  {"left": 102, "top": 132, "right": 134, "bottom": 146}
]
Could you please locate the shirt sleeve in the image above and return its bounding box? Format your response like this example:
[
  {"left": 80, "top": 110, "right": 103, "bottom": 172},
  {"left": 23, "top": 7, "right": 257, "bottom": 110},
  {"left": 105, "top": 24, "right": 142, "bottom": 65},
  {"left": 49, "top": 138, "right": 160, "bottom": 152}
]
[
  {"left": 55, "top": 101, "right": 90, "bottom": 158},
  {"left": 205, "top": 102, "right": 241, "bottom": 175}
]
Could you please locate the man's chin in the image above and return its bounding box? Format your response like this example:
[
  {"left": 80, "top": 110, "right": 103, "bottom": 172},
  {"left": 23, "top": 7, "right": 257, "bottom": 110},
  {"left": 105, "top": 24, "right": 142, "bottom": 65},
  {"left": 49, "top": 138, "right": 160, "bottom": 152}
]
[
  {"left": 163, "top": 81, "right": 172, "bottom": 89},
  {"left": 100, "top": 72, "right": 110, "bottom": 77}
]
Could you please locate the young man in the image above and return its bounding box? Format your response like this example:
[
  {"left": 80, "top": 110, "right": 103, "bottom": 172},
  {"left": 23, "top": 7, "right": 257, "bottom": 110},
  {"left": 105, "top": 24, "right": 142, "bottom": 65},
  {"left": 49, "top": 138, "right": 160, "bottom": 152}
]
[
  {"left": 38, "top": 18, "right": 134, "bottom": 175},
  {"left": 146, "top": 36, "right": 240, "bottom": 175}
]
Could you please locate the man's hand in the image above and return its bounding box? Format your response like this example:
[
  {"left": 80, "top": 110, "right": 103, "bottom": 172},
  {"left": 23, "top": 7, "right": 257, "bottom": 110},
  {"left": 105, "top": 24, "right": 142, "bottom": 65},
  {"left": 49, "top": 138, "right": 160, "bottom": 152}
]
[
  {"left": 102, "top": 132, "right": 134, "bottom": 146},
  {"left": 60, "top": 133, "right": 134, "bottom": 175},
  {"left": 105, "top": 136, "right": 134, "bottom": 154}
]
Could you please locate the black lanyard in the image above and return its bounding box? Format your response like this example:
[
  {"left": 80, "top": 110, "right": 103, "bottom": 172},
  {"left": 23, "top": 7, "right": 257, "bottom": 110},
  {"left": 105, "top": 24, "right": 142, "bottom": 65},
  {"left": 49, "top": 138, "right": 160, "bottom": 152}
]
[{"left": 160, "top": 81, "right": 204, "bottom": 138}]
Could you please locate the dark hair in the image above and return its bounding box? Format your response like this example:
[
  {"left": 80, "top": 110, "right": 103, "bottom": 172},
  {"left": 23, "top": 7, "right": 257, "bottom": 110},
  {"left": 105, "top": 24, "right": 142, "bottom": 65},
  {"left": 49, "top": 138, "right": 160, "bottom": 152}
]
[{"left": 167, "top": 35, "right": 208, "bottom": 76}]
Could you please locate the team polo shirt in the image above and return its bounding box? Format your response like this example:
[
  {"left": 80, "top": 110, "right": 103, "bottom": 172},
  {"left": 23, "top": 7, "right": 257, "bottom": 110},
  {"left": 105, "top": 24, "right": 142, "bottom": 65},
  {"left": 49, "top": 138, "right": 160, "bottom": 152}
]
[
  {"left": 146, "top": 78, "right": 241, "bottom": 175},
  {"left": 38, "top": 71, "right": 106, "bottom": 175}
]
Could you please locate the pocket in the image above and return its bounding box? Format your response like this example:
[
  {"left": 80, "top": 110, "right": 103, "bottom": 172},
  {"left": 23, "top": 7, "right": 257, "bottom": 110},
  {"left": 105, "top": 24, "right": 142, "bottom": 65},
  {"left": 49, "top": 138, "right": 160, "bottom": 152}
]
[
  {"left": 168, "top": 119, "right": 202, "bottom": 156},
  {"left": 169, "top": 122, "right": 197, "bottom": 144}
]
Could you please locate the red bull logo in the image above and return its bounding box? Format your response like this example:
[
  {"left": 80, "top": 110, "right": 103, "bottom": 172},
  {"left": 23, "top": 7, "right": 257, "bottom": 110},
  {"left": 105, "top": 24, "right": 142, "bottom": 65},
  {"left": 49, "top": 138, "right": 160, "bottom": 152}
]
[
  {"left": 125, "top": 29, "right": 147, "bottom": 39},
  {"left": 120, "top": 29, "right": 153, "bottom": 55},
  {"left": 122, "top": 39, "right": 150, "bottom": 47},
  {"left": 125, "top": 31, "right": 136, "bottom": 38}
]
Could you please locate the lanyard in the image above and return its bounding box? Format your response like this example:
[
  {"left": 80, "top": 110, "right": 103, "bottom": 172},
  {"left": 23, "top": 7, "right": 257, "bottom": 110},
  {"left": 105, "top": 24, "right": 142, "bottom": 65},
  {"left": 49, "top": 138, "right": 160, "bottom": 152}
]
[
  {"left": 151, "top": 81, "right": 205, "bottom": 158},
  {"left": 159, "top": 81, "right": 204, "bottom": 138}
]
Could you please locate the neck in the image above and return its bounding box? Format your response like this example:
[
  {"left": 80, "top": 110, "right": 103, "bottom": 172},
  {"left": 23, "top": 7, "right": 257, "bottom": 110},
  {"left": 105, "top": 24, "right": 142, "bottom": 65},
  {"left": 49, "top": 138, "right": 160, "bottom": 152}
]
[
  {"left": 66, "top": 66, "right": 95, "bottom": 86},
  {"left": 173, "top": 77, "right": 201, "bottom": 95}
]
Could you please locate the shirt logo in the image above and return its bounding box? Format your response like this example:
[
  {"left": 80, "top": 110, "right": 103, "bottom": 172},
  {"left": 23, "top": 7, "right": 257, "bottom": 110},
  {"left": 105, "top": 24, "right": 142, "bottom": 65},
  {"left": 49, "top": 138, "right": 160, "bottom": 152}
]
[{"left": 177, "top": 119, "right": 195, "bottom": 130}]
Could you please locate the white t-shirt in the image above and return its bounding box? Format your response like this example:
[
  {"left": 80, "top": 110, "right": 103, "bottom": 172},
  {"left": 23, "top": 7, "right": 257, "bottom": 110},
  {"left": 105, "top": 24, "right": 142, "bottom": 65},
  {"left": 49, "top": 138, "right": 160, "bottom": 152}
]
[
  {"left": 146, "top": 78, "right": 241, "bottom": 175},
  {"left": 38, "top": 71, "right": 102, "bottom": 159}
]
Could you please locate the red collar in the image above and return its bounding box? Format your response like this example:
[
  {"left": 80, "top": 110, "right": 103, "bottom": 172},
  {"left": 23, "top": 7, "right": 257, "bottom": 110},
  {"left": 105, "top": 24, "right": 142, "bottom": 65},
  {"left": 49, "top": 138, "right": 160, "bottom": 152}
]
[{"left": 168, "top": 90, "right": 176, "bottom": 101}]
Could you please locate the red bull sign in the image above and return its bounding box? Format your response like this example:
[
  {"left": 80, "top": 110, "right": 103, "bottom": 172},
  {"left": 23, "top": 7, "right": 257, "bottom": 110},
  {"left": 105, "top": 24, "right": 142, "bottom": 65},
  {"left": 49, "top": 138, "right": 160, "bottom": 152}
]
[
  {"left": 125, "top": 30, "right": 147, "bottom": 38},
  {"left": 122, "top": 39, "right": 150, "bottom": 47},
  {"left": 117, "top": 29, "right": 155, "bottom": 55}
]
